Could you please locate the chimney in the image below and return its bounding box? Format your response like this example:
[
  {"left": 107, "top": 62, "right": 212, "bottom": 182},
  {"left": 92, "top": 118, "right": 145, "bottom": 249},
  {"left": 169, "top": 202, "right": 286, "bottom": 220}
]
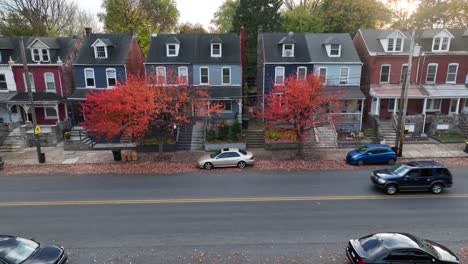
[{"left": 85, "top": 27, "right": 92, "bottom": 36}]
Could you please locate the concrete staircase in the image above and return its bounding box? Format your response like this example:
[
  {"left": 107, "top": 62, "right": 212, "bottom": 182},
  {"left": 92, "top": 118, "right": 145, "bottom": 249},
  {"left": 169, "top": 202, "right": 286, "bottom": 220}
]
[
  {"left": 246, "top": 130, "right": 265, "bottom": 148},
  {"left": 379, "top": 120, "right": 397, "bottom": 144},
  {"left": 314, "top": 125, "right": 338, "bottom": 148},
  {"left": 459, "top": 122, "right": 468, "bottom": 139},
  {"left": 176, "top": 124, "right": 193, "bottom": 151},
  {"left": 67, "top": 128, "right": 96, "bottom": 150},
  {"left": 0, "top": 127, "right": 26, "bottom": 153},
  {"left": 190, "top": 122, "right": 204, "bottom": 150}
]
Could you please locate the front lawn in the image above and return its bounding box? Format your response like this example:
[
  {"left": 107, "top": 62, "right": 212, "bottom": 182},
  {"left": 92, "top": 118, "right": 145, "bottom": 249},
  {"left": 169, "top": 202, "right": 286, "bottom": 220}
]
[{"left": 433, "top": 133, "right": 465, "bottom": 143}]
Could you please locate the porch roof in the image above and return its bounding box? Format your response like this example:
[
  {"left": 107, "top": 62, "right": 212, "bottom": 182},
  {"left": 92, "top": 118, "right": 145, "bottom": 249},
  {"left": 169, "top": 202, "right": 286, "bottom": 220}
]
[
  {"left": 324, "top": 86, "right": 365, "bottom": 100},
  {"left": 8, "top": 92, "right": 65, "bottom": 103},
  {"left": 422, "top": 85, "right": 468, "bottom": 98},
  {"left": 68, "top": 89, "right": 102, "bottom": 101},
  {"left": 370, "top": 84, "right": 427, "bottom": 99},
  {"left": 0, "top": 92, "right": 17, "bottom": 102}
]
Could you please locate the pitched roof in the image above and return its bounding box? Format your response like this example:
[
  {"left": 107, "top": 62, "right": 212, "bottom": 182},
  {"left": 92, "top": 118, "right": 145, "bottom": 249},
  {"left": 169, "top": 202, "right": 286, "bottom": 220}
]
[
  {"left": 9, "top": 92, "right": 65, "bottom": 102},
  {"left": 358, "top": 28, "right": 468, "bottom": 54},
  {"left": 0, "top": 36, "right": 78, "bottom": 64},
  {"left": 74, "top": 33, "right": 134, "bottom": 65},
  {"left": 260, "top": 32, "right": 361, "bottom": 63},
  {"left": 146, "top": 34, "right": 240, "bottom": 64},
  {"left": 0, "top": 92, "right": 17, "bottom": 102}
]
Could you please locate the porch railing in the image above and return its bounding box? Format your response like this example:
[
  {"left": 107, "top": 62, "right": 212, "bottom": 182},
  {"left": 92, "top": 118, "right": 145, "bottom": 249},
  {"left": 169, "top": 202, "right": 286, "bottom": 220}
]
[{"left": 329, "top": 113, "right": 361, "bottom": 123}]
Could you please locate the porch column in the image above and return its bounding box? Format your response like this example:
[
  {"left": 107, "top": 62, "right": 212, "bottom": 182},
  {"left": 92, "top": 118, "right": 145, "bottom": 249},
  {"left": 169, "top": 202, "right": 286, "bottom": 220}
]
[
  {"left": 375, "top": 98, "right": 380, "bottom": 116},
  {"left": 237, "top": 99, "right": 242, "bottom": 124},
  {"left": 360, "top": 99, "right": 364, "bottom": 131},
  {"left": 422, "top": 98, "right": 427, "bottom": 134},
  {"left": 456, "top": 98, "right": 461, "bottom": 114},
  {"left": 53, "top": 103, "right": 60, "bottom": 122},
  {"left": 64, "top": 103, "right": 69, "bottom": 119},
  {"left": 23, "top": 105, "right": 30, "bottom": 122},
  {"left": 393, "top": 98, "right": 397, "bottom": 113}
]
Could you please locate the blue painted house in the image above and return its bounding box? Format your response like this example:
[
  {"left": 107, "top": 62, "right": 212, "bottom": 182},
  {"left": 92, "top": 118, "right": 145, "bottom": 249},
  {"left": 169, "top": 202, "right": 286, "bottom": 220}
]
[
  {"left": 257, "top": 32, "right": 365, "bottom": 133},
  {"left": 69, "top": 28, "right": 145, "bottom": 126},
  {"left": 145, "top": 34, "right": 242, "bottom": 123}
]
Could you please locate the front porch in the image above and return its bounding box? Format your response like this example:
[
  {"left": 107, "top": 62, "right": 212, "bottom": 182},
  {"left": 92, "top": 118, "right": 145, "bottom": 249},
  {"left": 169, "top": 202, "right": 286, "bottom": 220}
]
[{"left": 326, "top": 86, "right": 366, "bottom": 133}]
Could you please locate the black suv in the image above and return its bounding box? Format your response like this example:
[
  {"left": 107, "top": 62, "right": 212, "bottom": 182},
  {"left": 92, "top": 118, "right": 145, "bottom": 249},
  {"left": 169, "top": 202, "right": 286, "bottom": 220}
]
[{"left": 371, "top": 161, "right": 453, "bottom": 195}]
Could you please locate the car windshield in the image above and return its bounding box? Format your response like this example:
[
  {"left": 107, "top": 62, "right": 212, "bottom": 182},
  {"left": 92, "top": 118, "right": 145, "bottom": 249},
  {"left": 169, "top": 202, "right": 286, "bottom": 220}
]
[
  {"left": 358, "top": 236, "right": 384, "bottom": 256},
  {"left": 356, "top": 145, "right": 369, "bottom": 153},
  {"left": 390, "top": 165, "right": 410, "bottom": 176},
  {"left": 0, "top": 237, "right": 39, "bottom": 264},
  {"left": 210, "top": 150, "right": 222, "bottom": 158}
]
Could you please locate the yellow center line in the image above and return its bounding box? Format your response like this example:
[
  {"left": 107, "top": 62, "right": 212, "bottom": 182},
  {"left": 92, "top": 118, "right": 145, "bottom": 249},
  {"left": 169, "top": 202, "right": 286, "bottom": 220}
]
[{"left": 1, "top": 194, "right": 468, "bottom": 207}]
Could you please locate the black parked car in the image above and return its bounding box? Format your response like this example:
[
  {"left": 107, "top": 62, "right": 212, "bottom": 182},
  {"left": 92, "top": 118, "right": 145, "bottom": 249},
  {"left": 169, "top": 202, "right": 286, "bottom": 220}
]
[
  {"left": 0, "top": 235, "right": 67, "bottom": 264},
  {"left": 0, "top": 156, "right": 3, "bottom": 169},
  {"left": 370, "top": 161, "right": 453, "bottom": 195},
  {"left": 347, "top": 233, "right": 459, "bottom": 264}
]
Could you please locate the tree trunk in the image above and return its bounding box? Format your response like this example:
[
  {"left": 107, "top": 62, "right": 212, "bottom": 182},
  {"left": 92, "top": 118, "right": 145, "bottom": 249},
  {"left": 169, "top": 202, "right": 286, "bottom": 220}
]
[
  {"left": 297, "top": 136, "right": 304, "bottom": 159},
  {"left": 158, "top": 143, "right": 163, "bottom": 153}
]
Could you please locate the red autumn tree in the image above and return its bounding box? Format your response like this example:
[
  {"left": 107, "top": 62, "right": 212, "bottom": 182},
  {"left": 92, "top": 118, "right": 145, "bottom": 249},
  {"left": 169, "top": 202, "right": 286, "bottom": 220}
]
[
  {"left": 82, "top": 73, "right": 222, "bottom": 148},
  {"left": 261, "top": 74, "right": 341, "bottom": 157}
]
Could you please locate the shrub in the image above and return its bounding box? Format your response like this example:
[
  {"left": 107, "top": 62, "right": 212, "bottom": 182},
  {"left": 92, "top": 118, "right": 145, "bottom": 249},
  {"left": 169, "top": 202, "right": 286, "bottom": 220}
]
[
  {"left": 229, "top": 121, "right": 241, "bottom": 141},
  {"left": 207, "top": 128, "right": 216, "bottom": 141},
  {"left": 217, "top": 122, "right": 230, "bottom": 141}
]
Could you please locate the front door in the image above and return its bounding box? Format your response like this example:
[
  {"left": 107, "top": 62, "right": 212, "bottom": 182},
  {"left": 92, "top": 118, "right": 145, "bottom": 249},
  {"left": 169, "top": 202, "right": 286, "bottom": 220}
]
[{"left": 449, "top": 99, "right": 458, "bottom": 115}]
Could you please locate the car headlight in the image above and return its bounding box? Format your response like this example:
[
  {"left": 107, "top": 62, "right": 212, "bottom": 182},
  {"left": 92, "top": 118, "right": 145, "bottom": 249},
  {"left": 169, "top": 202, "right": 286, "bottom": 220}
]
[
  {"left": 377, "top": 178, "right": 386, "bottom": 184},
  {"left": 352, "top": 154, "right": 359, "bottom": 159}
]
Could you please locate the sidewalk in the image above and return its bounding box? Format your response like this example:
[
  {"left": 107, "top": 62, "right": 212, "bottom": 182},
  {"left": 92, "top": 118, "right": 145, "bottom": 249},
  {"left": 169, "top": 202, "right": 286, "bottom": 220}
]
[{"left": 1, "top": 142, "right": 467, "bottom": 166}]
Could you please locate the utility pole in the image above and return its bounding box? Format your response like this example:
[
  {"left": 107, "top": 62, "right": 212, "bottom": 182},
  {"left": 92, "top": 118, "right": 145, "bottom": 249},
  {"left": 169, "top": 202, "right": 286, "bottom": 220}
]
[
  {"left": 395, "top": 30, "right": 415, "bottom": 157},
  {"left": 20, "top": 37, "right": 43, "bottom": 163}
]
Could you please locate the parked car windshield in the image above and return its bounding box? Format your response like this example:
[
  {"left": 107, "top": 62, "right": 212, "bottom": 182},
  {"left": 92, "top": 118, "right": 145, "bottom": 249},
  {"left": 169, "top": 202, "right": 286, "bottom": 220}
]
[
  {"left": 0, "top": 237, "right": 39, "bottom": 264},
  {"left": 210, "top": 150, "right": 222, "bottom": 158},
  {"left": 390, "top": 165, "right": 410, "bottom": 176},
  {"left": 356, "top": 145, "right": 369, "bottom": 153},
  {"left": 358, "top": 236, "right": 384, "bottom": 256}
]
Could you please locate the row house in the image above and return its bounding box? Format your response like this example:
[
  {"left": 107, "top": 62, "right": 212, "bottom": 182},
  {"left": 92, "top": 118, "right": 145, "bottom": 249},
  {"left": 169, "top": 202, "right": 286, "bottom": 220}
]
[
  {"left": 69, "top": 28, "right": 145, "bottom": 126},
  {"left": 354, "top": 28, "right": 468, "bottom": 134},
  {"left": 0, "top": 36, "right": 81, "bottom": 125},
  {"left": 257, "top": 32, "right": 365, "bottom": 132},
  {"left": 145, "top": 33, "right": 242, "bottom": 123}
]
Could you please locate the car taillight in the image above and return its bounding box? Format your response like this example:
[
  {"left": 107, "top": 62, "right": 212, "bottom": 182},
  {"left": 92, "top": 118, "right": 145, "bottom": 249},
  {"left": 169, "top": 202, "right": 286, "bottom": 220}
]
[
  {"left": 250, "top": 155, "right": 254, "bottom": 160},
  {"left": 449, "top": 177, "right": 453, "bottom": 184},
  {"left": 357, "top": 259, "right": 367, "bottom": 264}
]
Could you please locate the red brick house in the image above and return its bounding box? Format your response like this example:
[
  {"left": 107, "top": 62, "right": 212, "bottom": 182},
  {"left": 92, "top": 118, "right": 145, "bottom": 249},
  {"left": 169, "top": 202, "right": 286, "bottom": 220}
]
[
  {"left": 6, "top": 37, "right": 81, "bottom": 125},
  {"left": 354, "top": 28, "right": 468, "bottom": 136}
]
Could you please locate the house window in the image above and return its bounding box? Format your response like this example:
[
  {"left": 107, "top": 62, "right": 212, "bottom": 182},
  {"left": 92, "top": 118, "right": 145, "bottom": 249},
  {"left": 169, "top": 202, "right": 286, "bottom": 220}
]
[
  {"left": 400, "top": 65, "right": 408, "bottom": 83},
  {"left": 44, "top": 107, "right": 57, "bottom": 119},
  {"left": 212, "top": 100, "right": 232, "bottom": 112},
  {"left": 275, "top": 66, "right": 285, "bottom": 85},
  {"left": 432, "top": 37, "right": 450, "bottom": 51},
  {"left": 339, "top": 67, "right": 349, "bottom": 85},
  {"left": 0, "top": 74, "right": 7, "bottom": 90},
  {"left": 44, "top": 73, "right": 55, "bottom": 92},
  {"left": 95, "top": 46, "right": 107, "bottom": 58},
  {"left": 84, "top": 68, "right": 95, "bottom": 87},
  {"left": 330, "top": 44, "right": 340, "bottom": 56},
  {"left": 106, "top": 68, "right": 117, "bottom": 87},
  {"left": 178, "top": 66, "right": 188, "bottom": 83},
  {"left": 41, "top": 49, "right": 50, "bottom": 62},
  {"left": 23, "top": 72, "right": 35, "bottom": 91},
  {"left": 211, "top": 43, "right": 222, "bottom": 57},
  {"left": 297, "top": 67, "right": 307, "bottom": 80},
  {"left": 167, "top": 44, "right": 179, "bottom": 57},
  {"left": 395, "top": 38, "right": 403, "bottom": 51},
  {"left": 387, "top": 38, "right": 394, "bottom": 51},
  {"left": 282, "top": 44, "right": 294, "bottom": 57},
  {"left": 200, "top": 67, "right": 209, "bottom": 84},
  {"left": 426, "top": 99, "right": 442, "bottom": 111},
  {"left": 319, "top": 68, "right": 327, "bottom": 83},
  {"left": 387, "top": 38, "right": 403, "bottom": 52},
  {"left": 446, "top": 63, "right": 458, "bottom": 83},
  {"left": 222, "top": 67, "right": 231, "bottom": 85},
  {"left": 388, "top": 99, "right": 400, "bottom": 112},
  {"left": 426, "top": 64, "right": 438, "bottom": 83},
  {"left": 156, "top": 66, "right": 166, "bottom": 84},
  {"left": 380, "top": 65, "right": 391, "bottom": 83}
]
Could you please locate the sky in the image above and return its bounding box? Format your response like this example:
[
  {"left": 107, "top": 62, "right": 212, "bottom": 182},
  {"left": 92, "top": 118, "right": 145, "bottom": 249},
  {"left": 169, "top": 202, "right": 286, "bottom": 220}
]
[{"left": 77, "top": 0, "right": 224, "bottom": 30}]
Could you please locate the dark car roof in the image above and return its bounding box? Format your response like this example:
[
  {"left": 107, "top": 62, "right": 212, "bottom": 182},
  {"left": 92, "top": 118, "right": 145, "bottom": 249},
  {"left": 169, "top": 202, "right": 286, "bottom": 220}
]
[
  {"left": 404, "top": 161, "right": 445, "bottom": 168},
  {"left": 372, "top": 233, "right": 424, "bottom": 250},
  {"left": 365, "top": 144, "right": 392, "bottom": 149}
]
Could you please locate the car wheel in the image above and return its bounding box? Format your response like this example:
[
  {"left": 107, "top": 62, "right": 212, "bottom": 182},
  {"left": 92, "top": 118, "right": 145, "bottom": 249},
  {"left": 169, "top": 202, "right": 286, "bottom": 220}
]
[
  {"left": 431, "top": 183, "right": 443, "bottom": 194},
  {"left": 385, "top": 184, "right": 398, "bottom": 195},
  {"left": 387, "top": 158, "right": 396, "bottom": 165},
  {"left": 237, "top": 161, "right": 247, "bottom": 169},
  {"left": 203, "top": 162, "right": 213, "bottom": 170},
  {"left": 357, "top": 160, "right": 364, "bottom": 166}
]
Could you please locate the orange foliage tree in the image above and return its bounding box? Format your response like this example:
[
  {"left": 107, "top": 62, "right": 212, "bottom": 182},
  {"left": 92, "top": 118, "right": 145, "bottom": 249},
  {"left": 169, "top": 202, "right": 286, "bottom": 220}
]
[
  {"left": 261, "top": 74, "right": 340, "bottom": 157},
  {"left": 82, "top": 73, "right": 222, "bottom": 145}
]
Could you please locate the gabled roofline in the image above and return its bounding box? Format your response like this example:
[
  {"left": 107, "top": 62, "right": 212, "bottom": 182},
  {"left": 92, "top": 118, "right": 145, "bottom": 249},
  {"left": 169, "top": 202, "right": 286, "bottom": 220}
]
[
  {"left": 378, "top": 29, "right": 407, "bottom": 39},
  {"left": 91, "top": 39, "right": 107, "bottom": 47},
  {"left": 26, "top": 38, "right": 50, "bottom": 49},
  {"left": 435, "top": 29, "right": 455, "bottom": 39},
  {"left": 357, "top": 29, "right": 373, "bottom": 56}
]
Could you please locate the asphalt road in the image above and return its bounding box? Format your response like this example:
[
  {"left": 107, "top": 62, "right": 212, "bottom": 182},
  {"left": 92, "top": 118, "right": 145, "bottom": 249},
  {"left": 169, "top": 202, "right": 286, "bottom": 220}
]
[{"left": 1, "top": 167, "right": 468, "bottom": 263}]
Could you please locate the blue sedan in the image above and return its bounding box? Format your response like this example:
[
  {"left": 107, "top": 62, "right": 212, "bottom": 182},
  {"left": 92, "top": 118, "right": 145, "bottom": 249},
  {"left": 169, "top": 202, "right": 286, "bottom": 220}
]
[{"left": 346, "top": 144, "right": 397, "bottom": 166}]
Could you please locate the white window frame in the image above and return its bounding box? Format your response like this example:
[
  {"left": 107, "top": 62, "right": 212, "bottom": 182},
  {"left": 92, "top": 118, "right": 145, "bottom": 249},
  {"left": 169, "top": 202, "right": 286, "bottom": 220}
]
[
  {"left": 400, "top": 64, "right": 408, "bottom": 84},
  {"left": 339, "top": 67, "right": 349, "bottom": 85},
  {"left": 41, "top": 48, "right": 50, "bottom": 62},
  {"left": 318, "top": 67, "right": 327, "bottom": 84},
  {"left": 221, "top": 67, "right": 231, "bottom": 85},
  {"left": 297, "top": 66, "right": 307, "bottom": 81},
  {"left": 84, "top": 68, "right": 95, "bottom": 88},
  {"left": 166, "top": 44, "right": 179, "bottom": 57},
  {"left": 211, "top": 100, "right": 233, "bottom": 113},
  {"left": 155, "top": 66, "right": 167, "bottom": 84},
  {"left": 0, "top": 73, "right": 7, "bottom": 90},
  {"left": 388, "top": 98, "right": 400, "bottom": 112},
  {"left": 432, "top": 37, "right": 450, "bottom": 52},
  {"left": 426, "top": 63, "right": 438, "bottom": 84},
  {"left": 23, "top": 72, "right": 35, "bottom": 92},
  {"left": 211, "top": 43, "right": 222, "bottom": 57},
  {"left": 446, "top": 63, "right": 458, "bottom": 84},
  {"left": 94, "top": 44, "right": 108, "bottom": 59},
  {"left": 178, "top": 66, "right": 188, "bottom": 83},
  {"left": 44, "top": 107, "right": 58, "bottom": 119},
  {"left": 387, "top": 37, "right": 403, "bottom": 52},
  {"left": 274, "top": 66, "right": 285, "bottom": 85},
  {"left": 329, "top": 44, "right": 341, "bottom": 57},
  {"left": 106, "top": 68, "right": 117, "bottom": 88},
  {"left": 44, "top": 72, "right": 55, "bottom": 92},
  {"left": 31, "top": 48, "right": 50, "bottom": 62},
  {"left": 380, "top": 64, "right": 391, "bottom": 84},
  {"left": 282, "top": 44, "right": 294, "bottom": 57},
  {"left": 200, "top": 67, "right": 209, "bottom": 85},
  {"left": 426, "top": 99, "right": 442, "bottom": 112}
]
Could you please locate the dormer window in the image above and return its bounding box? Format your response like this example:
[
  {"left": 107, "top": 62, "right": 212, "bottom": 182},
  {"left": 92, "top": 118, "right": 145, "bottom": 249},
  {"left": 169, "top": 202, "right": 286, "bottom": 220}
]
[
  {"left": 330, "top": 44, "right": 340, "bottom": 56},
  {"left": 31, "top": 48, "right": 50, "bottom": 62},
  {"left": 282, "top": 44, "right": 294, "bottom": 57},
  {"left": 167, "top": 44, "right": 179, "bottom": 57},
  {"left": 92, "top": 39, "right": 109, "bottom": 59},
  {"left": 211, "top": 43, "right": 222, "bottom": 57},
  {"left": 387, "top": 37, "right": 403, "bottom": 52},
  {"left": 433, "top": 37, "right": 450, "bottom": 51}
]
